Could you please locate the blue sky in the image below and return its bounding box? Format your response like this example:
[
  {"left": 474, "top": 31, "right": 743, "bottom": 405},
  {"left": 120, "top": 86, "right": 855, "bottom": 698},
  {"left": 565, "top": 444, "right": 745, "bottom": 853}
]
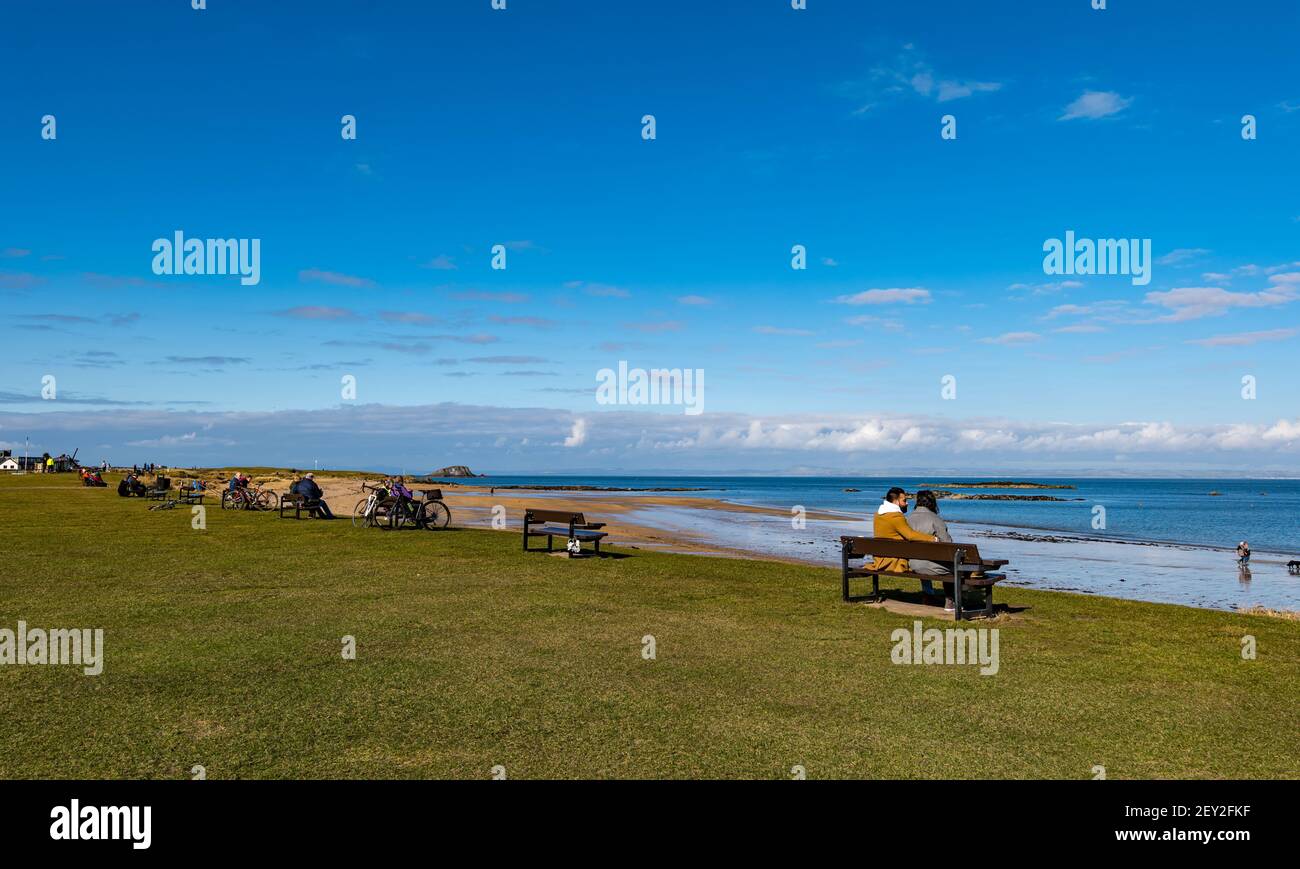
[{"left": 2, "top": 0, "right": 1299, "bottom": 473}]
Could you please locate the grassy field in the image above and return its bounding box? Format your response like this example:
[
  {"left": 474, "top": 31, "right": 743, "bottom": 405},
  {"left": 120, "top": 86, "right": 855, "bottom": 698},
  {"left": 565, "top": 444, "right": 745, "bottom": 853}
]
[{"left": 1, "top": 470, "right": 1297, "bottom": 779}]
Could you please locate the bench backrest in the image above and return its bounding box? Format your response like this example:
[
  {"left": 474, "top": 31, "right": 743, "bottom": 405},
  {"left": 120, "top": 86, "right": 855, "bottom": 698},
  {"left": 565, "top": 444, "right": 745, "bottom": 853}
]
[
  {"left": 525, "top": 509, "right": 586, "bottom": 526},
  {"left": 841, "top": 535, "right": 984, "bottom": 565}
]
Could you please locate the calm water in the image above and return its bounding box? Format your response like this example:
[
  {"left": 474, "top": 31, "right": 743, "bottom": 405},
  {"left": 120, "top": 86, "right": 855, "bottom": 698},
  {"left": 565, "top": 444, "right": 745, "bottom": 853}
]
[{"left": 471, "top": 475, "right": 1299, "bottom": 555}]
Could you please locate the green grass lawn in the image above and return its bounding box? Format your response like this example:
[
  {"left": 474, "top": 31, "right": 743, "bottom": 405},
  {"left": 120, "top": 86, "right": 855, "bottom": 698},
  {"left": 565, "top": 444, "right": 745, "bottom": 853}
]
[{"left": 1, "top": 471, "right": 1297, "bottom": 779}]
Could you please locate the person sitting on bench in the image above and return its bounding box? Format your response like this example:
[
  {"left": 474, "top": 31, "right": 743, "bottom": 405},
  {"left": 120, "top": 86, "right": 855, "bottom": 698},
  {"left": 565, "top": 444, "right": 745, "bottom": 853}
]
[
  {"left": 296, "top": 472, "right": 335, "bottom": 519},
  {"left": 907, "top": 489, "right": 967, "bottom": 612},
  {"left": 873, "top": 486, "right": 939, "bottom": 586}
]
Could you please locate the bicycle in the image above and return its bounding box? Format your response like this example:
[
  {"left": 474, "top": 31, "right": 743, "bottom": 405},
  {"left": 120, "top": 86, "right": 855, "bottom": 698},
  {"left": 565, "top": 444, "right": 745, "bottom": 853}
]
[
  {"left": 388, "top": 487, "right": 451, "bottom": 531},
  {"left": 221, "top": 483, "right": 278, "bottom": 511},
  {"left": 351, "top": 482, "right": 397, "bottom": 529},
  {"left": 148, "top": 498, "right": 179, "bottom": 511}
]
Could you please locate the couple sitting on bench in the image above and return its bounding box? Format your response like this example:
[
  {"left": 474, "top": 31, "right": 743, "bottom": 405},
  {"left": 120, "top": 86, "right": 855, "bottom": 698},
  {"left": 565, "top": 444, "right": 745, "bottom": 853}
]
[
  {"left": 874, "top": 486, "right": 970, "bottom": 613},
  {"left": 288, "top": 472, "right": 335, "bottom": 519}
]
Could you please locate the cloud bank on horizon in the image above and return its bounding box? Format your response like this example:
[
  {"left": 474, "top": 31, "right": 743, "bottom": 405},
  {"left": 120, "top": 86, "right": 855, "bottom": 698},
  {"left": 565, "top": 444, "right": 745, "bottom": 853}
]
[
  {"left": 3, "top": 404, "right": 1299, "bottom": 475},
  {"left": 3, "top": 1, "right": 1298, "bottom": 474}
]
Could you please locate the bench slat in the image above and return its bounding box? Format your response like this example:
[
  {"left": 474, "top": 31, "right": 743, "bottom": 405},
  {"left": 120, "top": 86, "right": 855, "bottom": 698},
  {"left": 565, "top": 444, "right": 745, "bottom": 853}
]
[{"left": 534, "top": 526, "right": 607, "bottom": 539}]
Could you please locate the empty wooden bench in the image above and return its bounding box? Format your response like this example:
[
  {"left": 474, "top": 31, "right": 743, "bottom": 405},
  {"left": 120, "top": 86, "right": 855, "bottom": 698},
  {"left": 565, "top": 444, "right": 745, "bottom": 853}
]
[
  {"left": 840, "top": 536, "right": 1009, "bottom": 620},
  {"left": 523, "top": 509, "right": 608, "bottom": 557},
  {"left": 145, "top": 476, "right": 173, "bottom": 501}
]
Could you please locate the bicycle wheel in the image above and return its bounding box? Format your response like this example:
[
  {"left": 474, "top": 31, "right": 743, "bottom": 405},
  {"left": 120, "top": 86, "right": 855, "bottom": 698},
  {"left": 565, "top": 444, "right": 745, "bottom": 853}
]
[
  {"left": 351, "top": 498, "right": 373, "bottom": 529},
  {"left": 257, "top": 489, "right": 277, "bottom": 510},
  {"left": 421, "top": 500, "right": 450, "bottom": 529},
  {"left": 220, "top": 490, "right": 233, "bottom": 510},
  {"left": 391, "top": 499, "right": 418, "bottom": 530},
  {"left": 375, "top": 497, "right": 399, "bottom": 530}
]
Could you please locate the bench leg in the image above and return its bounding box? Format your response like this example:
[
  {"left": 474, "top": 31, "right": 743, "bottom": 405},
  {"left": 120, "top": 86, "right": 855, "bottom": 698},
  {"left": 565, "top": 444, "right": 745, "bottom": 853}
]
[
  {"left": 594, "top": 538, "right": 601, "bottom": 556},
  {"left": 872, "top": 573, "right": 879, "bottom": 602},
  {"left": 954, "top": 571, "right": 964, "bottom": 621},
  {"left": 547, "top": 535, "right": 553, "bottom": 552},
  {"left": 984, "top": 586, "right": 994, "bottom": 619}
]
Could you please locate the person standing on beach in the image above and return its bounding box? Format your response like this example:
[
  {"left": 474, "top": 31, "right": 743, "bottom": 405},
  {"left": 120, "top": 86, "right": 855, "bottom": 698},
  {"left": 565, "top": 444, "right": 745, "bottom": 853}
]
[{"left": 1236, "top": 541, "right": 1251, "bottom": 567}]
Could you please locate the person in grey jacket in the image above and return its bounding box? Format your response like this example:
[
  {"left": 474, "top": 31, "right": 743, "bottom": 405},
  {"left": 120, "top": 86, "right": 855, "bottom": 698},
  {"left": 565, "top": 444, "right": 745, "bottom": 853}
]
[{"left": 906, "top": 490, "right": 956, "bottom": 609}]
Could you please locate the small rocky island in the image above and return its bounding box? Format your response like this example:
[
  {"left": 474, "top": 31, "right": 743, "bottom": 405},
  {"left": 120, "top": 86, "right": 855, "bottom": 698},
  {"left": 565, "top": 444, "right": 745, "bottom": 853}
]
[
  {"left": 426, "top": 465, "right": 481, "bottom": 478},
  {"left": 925, "top": 481, "right": 1076, "bottom": 490}
]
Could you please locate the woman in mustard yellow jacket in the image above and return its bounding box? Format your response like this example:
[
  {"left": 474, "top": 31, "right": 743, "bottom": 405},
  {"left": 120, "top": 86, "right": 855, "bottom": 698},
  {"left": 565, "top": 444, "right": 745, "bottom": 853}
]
[{"left": 871, "top": 487, "right": 937, "bottom": 574}]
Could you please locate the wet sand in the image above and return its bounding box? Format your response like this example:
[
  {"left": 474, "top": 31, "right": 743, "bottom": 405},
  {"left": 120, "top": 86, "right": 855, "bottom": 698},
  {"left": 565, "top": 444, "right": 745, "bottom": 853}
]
[
  {"left": 436, "top": 482, "right": 1300, "bottom": 614},
  {"left": 235, "top": 475, "right": 1300, "bottom": 614}
]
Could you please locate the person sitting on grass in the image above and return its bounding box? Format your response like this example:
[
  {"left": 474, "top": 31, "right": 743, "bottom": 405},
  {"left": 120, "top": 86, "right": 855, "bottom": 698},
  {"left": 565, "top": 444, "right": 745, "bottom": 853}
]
[
  {"left": 296, "top": 472, "right": 335, "bottom": 519},
  {"left": 872, "top": 486, "right": 939, "bottom": 589},
  {"left": 390, "top": 476, "right": 416, "bottom": 519}
]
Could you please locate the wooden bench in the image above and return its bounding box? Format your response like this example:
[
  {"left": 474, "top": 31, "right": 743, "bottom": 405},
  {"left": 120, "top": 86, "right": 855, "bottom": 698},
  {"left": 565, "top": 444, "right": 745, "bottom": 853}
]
[
  {"left": 145, "top": 476, "right": 173, "bottom": 501},
  {"left": 523, "top": 509, "right": 608, "bottom": 557},
  {"left": 279, "top": 492, "right": 313, "bottom": 519},
  {"left": 840, "top": 536, "right": 1009, "bottom": 620},
  {"left": 178, "top": 483, "right": 206, "bottom": 505}
]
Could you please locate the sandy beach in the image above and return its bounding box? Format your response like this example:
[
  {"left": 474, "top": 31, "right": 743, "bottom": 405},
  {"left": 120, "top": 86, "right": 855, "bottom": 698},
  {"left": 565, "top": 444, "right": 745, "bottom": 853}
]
[{"left": 227, "top": 474, "right": 1300, "bottom": 615}]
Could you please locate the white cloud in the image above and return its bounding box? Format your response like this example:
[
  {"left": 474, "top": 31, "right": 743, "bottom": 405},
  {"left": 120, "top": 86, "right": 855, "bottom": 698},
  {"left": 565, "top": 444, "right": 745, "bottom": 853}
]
[
  {"left": 1059, "top": 90, "right": 1133, "bottom": 121},
  {"left": 755, "top": 325, "right": 814, "bottom": 336},
  {"left": 1188, "top": 328, "right": 1296, "bottom": 347},
  {"left": 421, "top": 255, "right": 457, "bottom": 270},
  {"left": 937, "top": 80, "right": 1002, "bottom": 102},
  {"left": 844, "top": 45, "right": 1003, "bottom": 115},
  {"left": 1053, "top": 324, "right": 1106, "bottom": 334},
  {"left": 298, "top": 269, "right": 377, "bottom": 289},
  {"left": 563, "top": 418, "right": 587, "bottom": 448},
  {"left": 845, "top": 315, "right": 903, "bottom": 332},
  {"left": 1143, "top": 282, "right": 1299, "bottom": 322},
  {"left": 1156, "top": 248, "right": 1211, "bottom": 266},
  {"left": 980, "top": 331, "right": 1042, "bottom": 345},
  {"left": 10, "top": 405, "right": 1300, "bottom": 470},
  {"left": 834, "top": 287, "right": 931, "bottom": 306}
]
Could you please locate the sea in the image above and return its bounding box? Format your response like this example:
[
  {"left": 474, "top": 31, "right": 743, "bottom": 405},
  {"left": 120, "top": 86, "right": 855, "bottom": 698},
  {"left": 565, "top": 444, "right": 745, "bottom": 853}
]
[
  {"left": 451, "top": 475, "right": 1300, "bottom": 613},
  {"left": 469, "top": 475, "right": 1296, "bottom": 552}
]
